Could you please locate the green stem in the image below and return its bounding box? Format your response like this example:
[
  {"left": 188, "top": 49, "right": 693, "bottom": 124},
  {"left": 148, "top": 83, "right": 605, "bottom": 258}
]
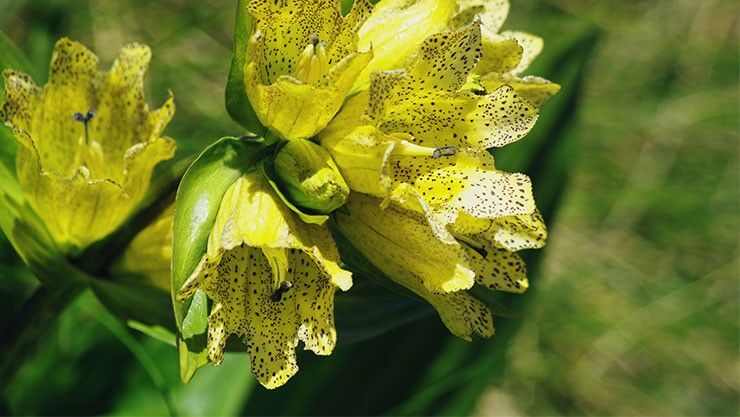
[{"left": 0, "top": 282, "right": 85, "bottom": 394}]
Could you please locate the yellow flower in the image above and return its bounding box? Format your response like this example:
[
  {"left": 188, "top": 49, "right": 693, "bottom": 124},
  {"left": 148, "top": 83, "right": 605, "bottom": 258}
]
[
  {"left": 115, "top": 205, "right": 174, "bottom": 291},
  {"left": 336, "top": 192, "right": 537, "bottom": 340},
  {"left": 320, "top": 24, "right": 547, "bottom": 233},
  {"left": 1, "top": 38, "right": 176, "bottom": 250},
  {"left": 175, "top": 170, "right": 351, "bottom": 389},
  {"left": 244, "top": 0, "right": 373, "bottom": 140},
  {"left": 314, "top": 3, "right": 553, "bottom": 339},
  {"left": 210, "top": 0, "right": 555, "bottom": 355}
]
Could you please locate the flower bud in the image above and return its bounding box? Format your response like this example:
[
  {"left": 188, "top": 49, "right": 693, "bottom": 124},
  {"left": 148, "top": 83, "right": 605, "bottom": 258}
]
[{"left": 274, "top": 139, "right": 349, "bottom": 214}]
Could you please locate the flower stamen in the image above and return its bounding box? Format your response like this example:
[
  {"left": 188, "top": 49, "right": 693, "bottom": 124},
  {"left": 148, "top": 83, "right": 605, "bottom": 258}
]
[
  {"left": 270, "top": 280, "right": 294, "bottom": 302},
  {"left": 72, "top": 109, "right": 96, "bottom": 145},
  {"left": 294, "top": 34, "right": 329, "bottom": 84}
]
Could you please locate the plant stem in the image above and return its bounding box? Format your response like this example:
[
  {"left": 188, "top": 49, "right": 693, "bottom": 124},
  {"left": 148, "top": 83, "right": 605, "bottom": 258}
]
[{"left": 0, "top": 282, "right": 84, "bottom": 394}]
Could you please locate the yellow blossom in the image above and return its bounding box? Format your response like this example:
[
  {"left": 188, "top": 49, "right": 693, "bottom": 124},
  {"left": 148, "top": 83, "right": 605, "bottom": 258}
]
[
  {"left": 244, "top": 0, "right": 373, "bottom": 140},
  {"left": 1, "top": 38, "right": 175, "bottom": 250},
  {"left": 115, "top": 205, "right": 174, "bottom": 291},
  {"left": 336, "top": 192, "right": 537, "bottom": 340},
  {"left": 176, "top": 170, "right": 351, "bottom": 389}
]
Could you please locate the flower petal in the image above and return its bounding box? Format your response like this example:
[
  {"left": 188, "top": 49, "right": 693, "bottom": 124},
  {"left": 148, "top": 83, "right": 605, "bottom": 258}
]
[
  {"left": 354, "top": 0, "right": 457, "bottom": 90},
  {"left": 368, "top": 75, "right": 539, "bottom": 149},
  {"left": 15, "top": 146, "right": 131, "bottom": 248},
  {"left": 482, "top": 74, "right": 561, "bottom": 107},
  {"left": 464, "top": 245, "right": 528, "bottom": 293},
  {"left": 336, "top": 194, "right": 493, "bottom": 339},
  {"left": 1, "top": 70, "right": 40, "bottom": 150},
  {"left": 475, "top": 32, "right": 522, "bottom": 75},
  {"left": 244, "top": 50, "right": 372, "bottom": 140},
  {"left": 337, "top": 193, "right": 474, "bottom": 294},
  {"left": 501, "top": 31, "right": 543, "bottom": 75},
  {"left": 177, "top": 171, "right": 349, "bottom": 389},
  {"left": 407, "top": 23, "right": 483, "bottom": 91},
  {"left": 326, "top": 0, "right": 374, "bottom": 64},
  {"left": 453, "top": 0, "right": 509, "bottom": 34},
  {"left": 321, "top": 125, "right": 397, "bottom": 196}
]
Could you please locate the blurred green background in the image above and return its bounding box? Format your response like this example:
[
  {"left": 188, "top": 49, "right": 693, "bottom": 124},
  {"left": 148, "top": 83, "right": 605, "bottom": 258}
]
[{"left": 0, "top": 0, "right": 737, "bottom": 415}]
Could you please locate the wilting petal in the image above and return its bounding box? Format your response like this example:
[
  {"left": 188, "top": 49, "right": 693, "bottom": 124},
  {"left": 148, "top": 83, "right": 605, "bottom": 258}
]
[{"left": 176, "top": 171, "right": 351, "bottom": 389}]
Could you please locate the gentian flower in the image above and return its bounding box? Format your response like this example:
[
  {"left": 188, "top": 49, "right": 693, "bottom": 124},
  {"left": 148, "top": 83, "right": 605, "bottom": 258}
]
[
  {"left": 175, "top": 0, "right": 556, "bottom": 389},
  {"left": 1, "top": 38, "right": 175, "bottom": 250},
  {"left": 176, "top": 170, "right": 351, "bottom": 389}
]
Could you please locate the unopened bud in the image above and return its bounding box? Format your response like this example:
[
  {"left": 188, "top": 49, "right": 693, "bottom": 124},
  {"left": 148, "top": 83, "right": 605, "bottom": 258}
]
[{"left": 274, "top": 139, "right": 349, "bottom": 214}]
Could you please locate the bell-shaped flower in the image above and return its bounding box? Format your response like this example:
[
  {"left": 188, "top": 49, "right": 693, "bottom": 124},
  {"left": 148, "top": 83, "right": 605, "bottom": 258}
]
[
  {"left": 1, "top": 38, "right": 176, "bottom": 250},
  {"left": 176, "top": 170, "right": 352, "bottom": 389},
  {"left": 244, "top": 0, "right": 374, "bottom": 140},
  {"left": 336, "top": 192, "right": 535, "bottom": 340}
]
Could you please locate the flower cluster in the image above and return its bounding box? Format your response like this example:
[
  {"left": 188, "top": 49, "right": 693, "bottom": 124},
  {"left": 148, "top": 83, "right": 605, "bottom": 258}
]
[
  {"left": 0, "top": 0, "right": 558, "bottom": 391},
  {"left": 174, "top": 0, "right": 558, "bottom": 388}
]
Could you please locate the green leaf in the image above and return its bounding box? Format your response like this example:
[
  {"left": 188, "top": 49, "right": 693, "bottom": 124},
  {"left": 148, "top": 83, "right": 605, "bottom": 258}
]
[
  {"left": 127, "top": 320, "right": 177, "bottom": 347},
  {"left": 90, "top": 279, "right": 174, "bottom": 331},
  {"left": 0, "top": 30, "right": 38, "bottom": 97},
  {"left": 171, "top": 137, "right": 270, "bottom": 338},
  {"left": 225, "top": 0, "right": 266, "bottom": 135}
]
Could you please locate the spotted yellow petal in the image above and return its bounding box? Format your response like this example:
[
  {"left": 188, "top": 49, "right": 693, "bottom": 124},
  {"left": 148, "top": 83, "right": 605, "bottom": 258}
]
[
  {"left": 364, "top": 25, "right": 539, "bottom": 149},
  {"left": 338, "top": 192, "right": 474, "bottom": 294},
  {"left": 245, "top": 0, "right": 373, "bottom": 140},
  {"left": 353, "top": 0, "right": 457, "bottom": 91},
  {"left": 464, "top": 245, "right": 528, "bottom": 293},
  {"left": 336, "top": 193, "right": 493, "bottom": 340}
]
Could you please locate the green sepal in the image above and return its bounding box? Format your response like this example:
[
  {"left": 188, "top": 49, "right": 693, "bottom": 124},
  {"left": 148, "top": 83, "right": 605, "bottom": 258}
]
[
  {"left": 225, "top": 0, "right": 266, "bottom": 135},
  {"left": 171, "top": 136, "right": 270, "bottom": 342}
]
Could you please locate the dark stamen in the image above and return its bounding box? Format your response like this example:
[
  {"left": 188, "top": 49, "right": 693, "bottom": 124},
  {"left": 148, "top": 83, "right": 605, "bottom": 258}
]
[
  {"left": 432, "top": 146, "right": 458, "bottom": 159},
  {"left": 72, "top": 109, "right": 96, "bottom": 144},
  {"left": 270, "top": 281, "right": 293, "bottom": 302},
  {"left": 309, "top": 33, "right": 320, "bottom": 47}
]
